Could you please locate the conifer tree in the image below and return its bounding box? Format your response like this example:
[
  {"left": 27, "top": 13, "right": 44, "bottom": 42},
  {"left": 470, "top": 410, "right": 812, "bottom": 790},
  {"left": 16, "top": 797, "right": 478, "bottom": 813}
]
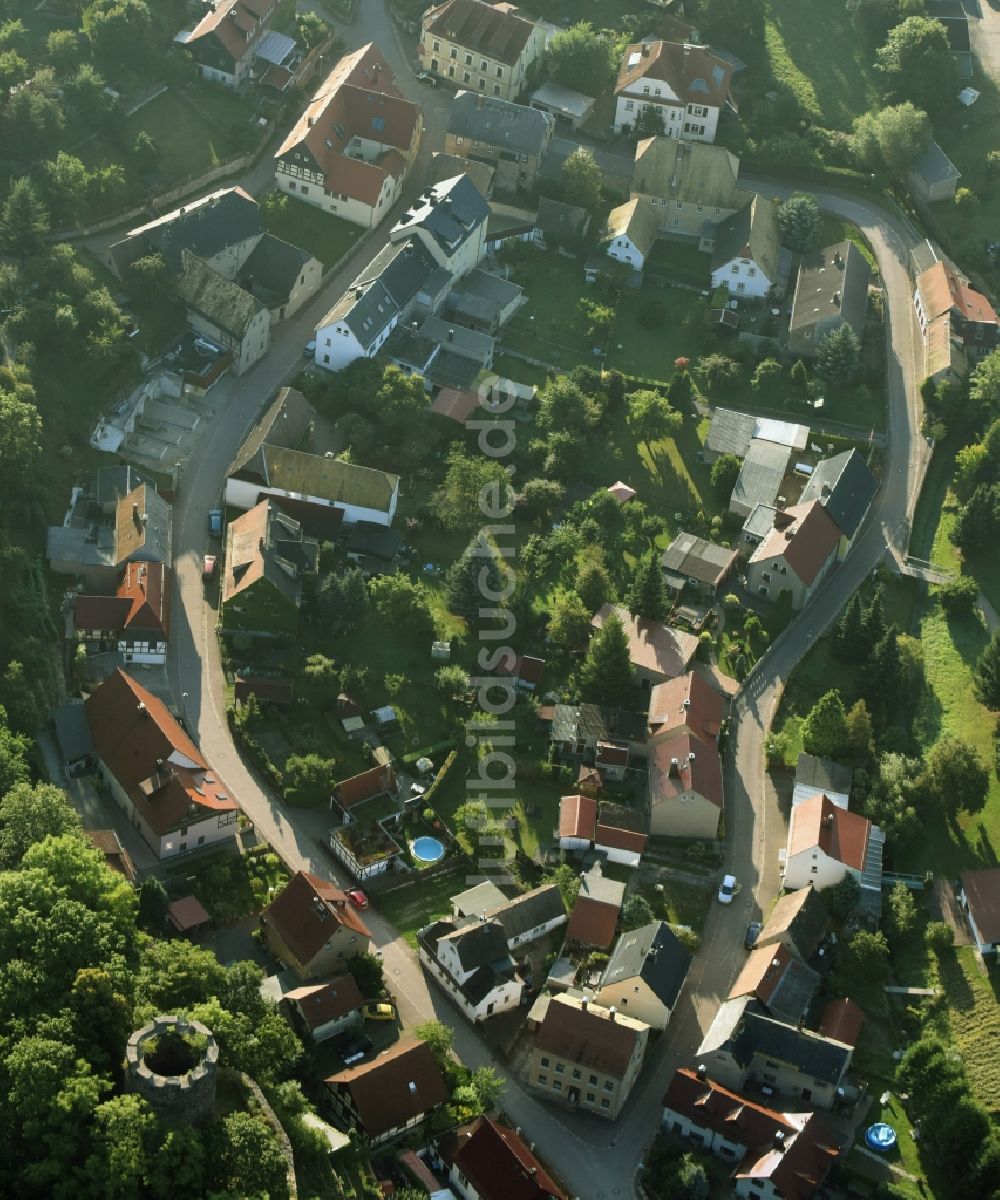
[
  {"left": 580, "top": 614, "right": 633, "bottom": 705},
  {"left": 625, "top": 552, "right": 668, "bottom": 621}
]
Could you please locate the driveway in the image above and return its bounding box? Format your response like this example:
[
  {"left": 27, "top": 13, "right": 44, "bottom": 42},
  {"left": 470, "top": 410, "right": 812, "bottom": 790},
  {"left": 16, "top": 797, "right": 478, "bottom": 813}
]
[{"left": 158, "top": 9, "right": 926, "bottom": 1197}]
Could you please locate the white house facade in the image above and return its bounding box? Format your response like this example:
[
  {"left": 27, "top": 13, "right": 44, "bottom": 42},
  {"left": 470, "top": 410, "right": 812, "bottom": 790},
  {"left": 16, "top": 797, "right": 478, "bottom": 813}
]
[{"left": 418, "top": 919, "right": 523, "bottom": 1023}]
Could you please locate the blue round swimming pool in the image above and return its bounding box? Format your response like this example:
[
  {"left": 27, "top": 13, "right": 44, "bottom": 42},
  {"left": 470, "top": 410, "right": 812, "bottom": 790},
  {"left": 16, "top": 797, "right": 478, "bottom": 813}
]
[
  {"left": 865, "top": 1123, "right": 897, "bottom": 1153},
  {"left": 412, "top": 836, "right": 445, "bottom": 863}
]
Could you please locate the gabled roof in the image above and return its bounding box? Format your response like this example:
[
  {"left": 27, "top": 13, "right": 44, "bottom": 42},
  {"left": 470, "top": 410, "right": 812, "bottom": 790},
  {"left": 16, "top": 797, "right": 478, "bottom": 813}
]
[
  {"left": 649, "top": 727, "right": 723, "bottom": 811},
  {"left": 818, "top": 997, "right": 865, "bottom": 1048},
  {"left": 487, "top": 884, "right": 565, "bottom": 940},
  {"left": 223, "top": 500, "right": 316, "bottom": 613},
  {"left": 423, "top": 0, "right": 538, "bottom": 65},
  {"left": 633, "top": 136, "right": 743, "bottom": 208},
  {"left": 550, "top": 703, "right": 648, "bottom": 747},
  {"left": 660, "top": 532, "right": 737, "bottom": 589},
  {"left": 238, "top": 234, "right": 316, "bottom": 305},
  {"left": 594, "top": 802, "right": 648, "bottom": 856},
  {"left": 325, "top": 1037, "right": 449, "bottom": 1138},
  {"left": 560, "top": 793, "right": 598, "bottom": 840},
  {"left": 115, "top": 484, "right": 172, "bottom": 566},
  {"left": 605, "top": 196, "right": 659, "bottom": 261},
  {"left": 601, "top": 921, "right": 691, "bottom": 1009},
  {"left": 84, "top": 829, "right": 138, "bottom": 883},
  {"left": 711, "top": 195, "right": 780, "bottom": 281},
  {"left": 84, "top": 669, "right": 237, "bottom": 836},
  {"left": 960, "top": 866, "right": 1000, "bottom": 944},
  {"left": 788, "top": 241, "right": 871, "bottom": 351},
  {"left": 535, "top": 196, "right": 589, "bottom": 238},
  {"left": 427, "top": 151, "right": 495, "bottom": 198},
  {"left": 286, "top": 975, "right": 365, "bottom": 1031},
  {"left": 787, "top": 794, "right": 871, "bottom": 870},
  {"left": 648, "top": 671, "right": 724, "bottom": 742},
  {"left": 335, "top": 764, "right": 397, "bottom": 809},
  {"left": 916, "top": 259, "right": 998, "bottom": 328},
  {"left": 452, "top": 879, "right": 508, "bottom": 917},
  {"left": 352, "top": 233, "right": 441, "bottom": 311},
  {"left": 177, "top": 250, "right": 265, "bottom": 339},
  {"left": 566, "top": 867, "right": 625, "bottom": 948},
  {"left": 114, "top": 186, "right": 262, "bottom": 274},
  {"left": 793, "top": 752, "right": 854, "bottom": 802},
  {"left": 184, "top": 0, "right": 274, "bottom": 64},
  {"left": 731, "top": 439, "right": 792, "bottom": 513},
  {"left": 536, "top": 994, "right": 646, "bottom": 1077},
  {"left": 257, "top": 445, "right": 399, "bottom": 513},
  {"left": 115, "top": 560, "right": 170, "bottom": 638},
  {"left": 591, "top": 604, "right": 698, "bottom": 680},
  {"left": 728, "top": 942, "right": 819, "bottom": 1024},
  {"left": 699, "top": 997, "right": 852, "bottom": 1085},
  {"left": 448, "top": 91, "right": 552, "bottom": 158},
  {"left": 799, "top": 449, "right": 877, "bottom": 540},
  {"left": 264, "top": 870, "right": 371, "bottom": 966},
  {"left": 909, "top": 139, "right": 961, "bottom": 188},
  {"left": 228, "top": 387, "right": 316, "bottom": 484},
  {"left": 437, "top": 918, "right": 511, "bottom": 971},
  {"left": 442, "top": 1117, "right": 568, "bottom": 1200},
  {"left": 392, "top": 175, "right": 490, "bottom": 259},
  {"left": 758, "top": 885, "right": 827, "bottom": 961},
  {"left": 749, "top": 500, "right": 841, "bottom": 586},
  {"left": 663, "top": 1069, "right": 839, "bottom": 1200},
  {"left": 616, "top": 39, "right": 732, "bottom": 108}
]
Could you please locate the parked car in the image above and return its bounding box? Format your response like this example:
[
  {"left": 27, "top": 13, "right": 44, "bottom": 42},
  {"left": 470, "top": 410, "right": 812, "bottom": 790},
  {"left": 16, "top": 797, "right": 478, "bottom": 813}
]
[
  {"left": 202, "top": 555, "right": 217, "bottom": 580},
  {"left": 333, "top": 1033, "right": 373, "bottom": 1065},
  {"left": 718, "top": 874, "right": 737, "bottom": 904},
  {"left": 744, "top": 920, "right": 763, "bottom": 950},
  {"left": 208, "top": 508, "right": 223, "bottom": 537},
  {"left": 416, "top": 71, "right": 438, "bottom": 86},
  {"left": 303, "top": 339, "right": 316, "bottom": 358},
  {"left": 346, "top": 889, "right": 369, "bottom": 910},
  {"left": 362, "top": 1003, "right": 395, "bottom": 1022}
]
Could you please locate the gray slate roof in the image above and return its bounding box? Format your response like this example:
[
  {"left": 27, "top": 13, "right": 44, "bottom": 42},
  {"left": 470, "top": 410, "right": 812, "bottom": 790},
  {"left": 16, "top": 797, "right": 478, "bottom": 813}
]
[
  {"left": 706, "top": 407, "right": 756, "bottom": 458},
  {"left": 393, "top": 175, "right": 490, "bottom": 260},
  {"left": 229, "top": 387, "right": 316, "bottom": 484},
  {"left": 488, "top": 884, "right": 566, "bottom": 940},
  {"left": 799, "top": 449, "right": 877, "bottom": 540},
  {"left": 699, "top": 997, "right": 851, "bottom": 1085},
  {"left": 661, "top": 532, "right": 736, "bottom": 587},
  {"left": 177, "top": 250, "right": 265, "bottom": 339},
  {"left": 579, "top": 866, "right": 625, "bottom": 908},
  {"left": 909, "top": 140, "right": 960, "bottom": 187},
  {"left": 535, "top": 197, "right": 590, "bottom": 238},
  {"left": 550, "top": 703, "right": 647, "bottom": 746},
  {"left": 53, "top": 701, "right": 94, "bottom": 764},
  {"left": 120, "top": 187, "right": 263, "bottom": 273},
  {"left": 441, "top": 919, "right": 512, "bottom": 972},
  {"left": 731, "top": 439, "right": 791, "bottom": 513},
  {"left": 601, "top": 920, "right": 691, "bottom": 1009},
  {"left": 794, "top": 753, "right": 854, "bottom": 799},
  {"left": 447, "top": 91, "right": 552, "bottom": 158},
  {"left": 426, "top": 152, "right": 495, "bottom": 198},
  {"left": 420, "top": 316, "right": 494, "bottom": 363},
  {"left": 355, "top": 237, "right": 440, "bottom": 309},
  {"left": 788, "top": 240, "right": 871, "bottom": 354},
  {"left": 238, "top": 233, "right": 315, "bottom": 305}
]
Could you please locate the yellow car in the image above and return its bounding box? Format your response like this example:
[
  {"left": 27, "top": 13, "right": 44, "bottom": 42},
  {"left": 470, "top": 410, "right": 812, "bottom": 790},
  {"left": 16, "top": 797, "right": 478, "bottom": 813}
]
[{"left": 362, "top": 1003, "right": 395, "bottom": 1022}]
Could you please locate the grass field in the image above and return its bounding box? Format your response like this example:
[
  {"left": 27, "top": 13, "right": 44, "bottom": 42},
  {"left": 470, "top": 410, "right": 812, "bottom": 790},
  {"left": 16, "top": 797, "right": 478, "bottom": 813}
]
[
  {"left": 763, "top": 0, "right": 879, "bottom": 129},
  {"left": 126, "top": 88, "right": 244, "bottom": 180},
  {"left": 939, "top": 947, "right": 1000, "bottom": 1115},
  {"left": 376, "top": 868, "right": 469, "bottom": 949},
  {"left": 930, "top": 71, "right": 1000, "bottom": 258},
  {"left": 262, "top": 196, "right": 365, "bottom": 269},
  {"left": 605, "top": 285, "right": 702, "bottom": 381}
]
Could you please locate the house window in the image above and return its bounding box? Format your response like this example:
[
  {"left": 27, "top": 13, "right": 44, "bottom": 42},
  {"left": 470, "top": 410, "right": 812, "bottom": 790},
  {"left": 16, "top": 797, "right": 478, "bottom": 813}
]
[
  {"left": 731, "top": 264, "right": 739, "bottom": 274},
  {"left": 493, "top": 84, "right": 501, "bottom": 95},
  {"left": 642, "top": 86, "right": 650, "bottom": 95},
  {"left": 625, "top": 99, "right": 635, "bottom": 111},
  {"left": 480, "top": 59, "right": 487, "bottom": 70},
  {"left": 456, "top": 137, "right": 464, "bottom": 145},
  {"left": 288, "top": 181, "right": 296, "bottom": 191},
  {"left": 555, "top": 1063, "right": 565, "bottom": 1074},
  {"left": 811, "top": 865, "right": 818, "bottom": 873},
  {"left": 737, "top": 282, "right": 746, "bottom": 292},
  {"left": 748, "top": 267, "right": 757, "bottom": 277},
  {"left": 603, "top": 1080, "right": 613, "bottom": 1091},
  {"left": 589, "top": 1074, "right": 598, "bottom": 1085},
  {"left": 537, "top": 1074, "right": 547, "bottom": 1085},
  {"left": 540, "top": 1057, "right": 549, "bottom": 1067},
  {"left": 758, "top": 585, "right": 767, "bottom": 595},
  {"left": 553, "top": 1080, "right": 562, "bottom": 1091},
  {"left": 696, "top": 204, "right": 703, "bottom": 212},
  {"left": 601, "top": 1098, "right": 610, "bottom": 1108},
  {"left": 586, "top": 1092, "right": 596, "bottom": 1103},
  {"left": 496, "top": 66, "right": 503, "bottom": 77},
  {"left": 463, "top": 72, "right": 471, "bottom": 83},
  {"left": 301, "top": 186, "right": 309, "bottom": 195},
  {"left": 572, "top": 1069, "right": 581, "bottom": 1080},
  {"left": 762, "top": 572, "right": 771, "bottom": 582},
  {"left": 479, "top": 78, "right": 485, "bottom": 89},
  {"left": 432, "top": 39, "right": 440, "bottom": 50},
  {"left": 450, "top": 48, "right": 457, "bottom": 58},
  {"left": 672, "top": 218, "right": 679, "bottom": 227},
  {"left": 465, "top": 53, "right": 472, "bottom": 65}
]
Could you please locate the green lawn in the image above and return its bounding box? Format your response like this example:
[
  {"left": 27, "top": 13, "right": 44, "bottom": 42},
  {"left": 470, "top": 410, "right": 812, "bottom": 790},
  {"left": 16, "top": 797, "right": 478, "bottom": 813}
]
[
  {"left": 376, "top": 868, "right": 470, "bottom": 949},
  {"left": 645, "top": 239, "right": 712, "bottom": 287},
  {"left": 126, "top": 88, "right": 243, "bottom": 180},
  {"left": 817, "top": 214, "right": 877, "bottom": 271},
  {"left": 930, "top": 72, "right": 1000, "bottom": 258},
  {"left": 641, "top": 878, "right": 712, "bottom": 931},
  {"left": 262, "top": 194, "right": 365, "bottom": 269},
  {"left": 939, "top": 947, "right": 1000, "bottom": 1115},
  {"left": 763, "top": 0, "right": 880, "bottom": 130},
  {"left": 605, "top": 285, "right": 703, "bottom": 382}
]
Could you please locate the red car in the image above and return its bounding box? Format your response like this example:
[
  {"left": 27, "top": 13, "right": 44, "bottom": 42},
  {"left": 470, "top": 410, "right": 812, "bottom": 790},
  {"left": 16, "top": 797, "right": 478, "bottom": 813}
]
[
  {"left": 202, "top": 555, "right": 217, "bottom": 580},
  {"left": 347, "top": 889, "right": 369, "bottom": 911}
]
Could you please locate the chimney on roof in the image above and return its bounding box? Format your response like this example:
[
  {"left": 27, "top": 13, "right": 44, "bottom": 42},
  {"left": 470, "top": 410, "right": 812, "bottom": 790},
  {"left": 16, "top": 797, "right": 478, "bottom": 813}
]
[
  {"left": 696, "top": 1063, "right": 707, "bottom": 1080},
  {"left": 448, "top": 328, "right": 455, "bottom": 342},
  {"left": 641, "top": 44, "right": 649, "bottom": 57},
  {"left": 774, "top": 1131, "right": 786, "bottom": 1149},
  {"left": 670, "top": 756, "right": 680, "bottom": 776},
  {"left": 682, "top": 698, "right": 690, "bottom": 709},
  {"left": 821, "top": 482, "right": 832, "bottom": 497},
  {"left": 688, "top": 751, "right": 696, "bottom": 762},
  {"left": 137, "top": 702, "right": 148, "bottom": 717},
  {"left": 408, "top": 1081, "right": 417, "bottom": 1094},
  {"left": 608, "top": 1005, "right": 617, "bottom": 1021},
  {"left": 581, "top": 996, "right": 588, "bottom": 1010},
  {"left": 833, "top": 291, "right": 841, "bottom": 307},
  {"left": 833, "top": 250, "right": 843, "bottom": 267},
  {"left": 824, "top": 812, "right": 834, "bottom": 825}
]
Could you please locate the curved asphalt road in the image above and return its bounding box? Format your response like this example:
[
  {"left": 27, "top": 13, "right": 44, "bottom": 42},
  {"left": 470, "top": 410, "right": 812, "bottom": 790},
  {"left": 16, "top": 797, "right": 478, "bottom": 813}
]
[{"left": 162, "top": 9, "right": 927, "bottom": 1186}]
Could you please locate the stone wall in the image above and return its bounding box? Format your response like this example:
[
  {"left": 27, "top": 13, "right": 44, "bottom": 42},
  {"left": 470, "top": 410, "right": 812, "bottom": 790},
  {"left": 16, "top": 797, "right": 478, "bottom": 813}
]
[{"left": 126, "top": 1014, "right": 219, "bottom": 1123}]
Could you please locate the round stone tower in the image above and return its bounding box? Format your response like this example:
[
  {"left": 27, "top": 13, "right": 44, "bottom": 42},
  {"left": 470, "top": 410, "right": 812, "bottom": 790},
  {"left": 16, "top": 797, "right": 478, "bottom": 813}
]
[{"left": 126, "top": 1014, "right": 218, "bottom": 1123}]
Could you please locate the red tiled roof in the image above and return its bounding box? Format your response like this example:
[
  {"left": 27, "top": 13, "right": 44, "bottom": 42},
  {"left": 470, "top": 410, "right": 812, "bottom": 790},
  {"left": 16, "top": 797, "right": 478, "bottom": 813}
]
[
  {"left": 264, "top": 870, "right": 371, "bottom": 966},
  {"left": 750, "top": 500, "right": 841, "bottom": 587},
  {"left": 918, "top": 260, "right": 999, "bottom": 328},
  {"left": 648, "top": 728, "right": 723, "bottom": 811},
  {"left": 234, "top": 675, "right": 294, "bottom": 704},
  {"left": 167, "top": 894, "right": 211, "bottom": 931},
  {"left": 445, "top": 1117, "right": 568, "bottom": 1200},
  {"left": 285, "top": 973, "right": 364, "bottom": 1030},
  {"left": 423, "top": 0, "right": 537, "bottom": 66},
  {"left": 818, "top": 997, "right": 865, "bottom": 1047},
  {"left": 960, "top": 866, "right": 1000, "bottom": 944},
  {"left": 118, "top": 560, "right": 170, "bottom": 637},
  {"left": 663, "top": 1067, "right": 799, "bottom": 1142},
  {"left": 187, "top": 0, "right": 275, "bottom": 67},
  {"left": 431, "top": 387, "right": 481, "bottom": 424},
  {"left": 729, "top": 942, "right": 794, "bottom": 1004},
  {"left": 75, "top": 595, "right": 132, "bottom": 633},
  {"left": 592, "top": 604, "right": 698, "bottom": 680},
  {"left": 594, "top": 821, "right": 648, "bottom": 855},
  {"left": 84, "top": 669, "right": 237, "bottom": 837},
  {"left": 615, "top": 39, "right": 732, "bottom": 107},
  {"left": 648, "top": 671, "right": 724, "bottom": 742},
  {"left": 565, "top": 895, "right": 619, "bottom": 949},
  {"left": 84, "top": 829, "right": 138, "bottom": 883},
  {"left": 559, "top": 793, "right": 597, "bottom": 840},
  {"left": 536, "top": 997, "right": 640, "bottom": 1078},
  {"left": 325, "top": 1037, "right": 449, "bottom": 1138},
  {"left": 787, "top": 794, "right": 870, "bottom": 870},
  {"left": 596, "top": 740, "right": 629, "bottom": 767},
  {"left": 336, "top": 764, "right": 397, "bottom": 809}
]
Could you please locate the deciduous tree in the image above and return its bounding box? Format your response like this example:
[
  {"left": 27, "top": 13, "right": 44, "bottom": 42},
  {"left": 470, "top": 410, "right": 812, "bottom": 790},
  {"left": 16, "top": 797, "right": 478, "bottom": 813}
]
[
  {"left": 546, "top": 22, "right": 616, "bottom": 90},
  {"left": 432, "top": 447, "right": 512, "bottom": 532},
  {"left": 560, "top": 146, "right": 603, "bottom": 215},
  {"left": 710, "top": 452, "right": 741, "bottom": 499},
  {"left": 922, "top": 736, "right": 988, "bottom": 819},
  {"left": 547, "top": 588, "right": 591, "bottom": 649},
  {"left": 368, "top": 574, "right": 436, "bottom": 640},
  {"left": 975, "top": 629, "right": 1000, "bottom": 709},
  {"left": 850, "top": 102, "right": 930, "bottom": 174},
  {"left": 876, "top": 16, "right": 957, "bottom": 114},
  {"left": 0, "top": 780, "right": 82, "bottom": 867},
  {"left": 627, "top": 388, "right": 682, "bottom": 454}
]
